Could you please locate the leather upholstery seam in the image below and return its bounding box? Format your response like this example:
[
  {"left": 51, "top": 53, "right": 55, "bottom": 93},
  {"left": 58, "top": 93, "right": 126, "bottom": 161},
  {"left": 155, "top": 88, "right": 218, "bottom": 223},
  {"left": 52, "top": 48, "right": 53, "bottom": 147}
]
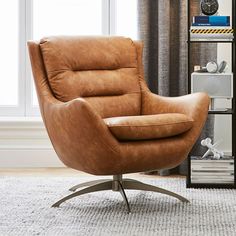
[
  {"left": 132, "top": 41, "right": 142, "bottom": 116},
  {"left": 82, "top": 91, "right": 141, "bottom": 98},
  {"left": 107, "top": 121, "right": 194, "bottom": 128},
  {"left": 47, "top": 67, "right": 138, "bottom": 73}
]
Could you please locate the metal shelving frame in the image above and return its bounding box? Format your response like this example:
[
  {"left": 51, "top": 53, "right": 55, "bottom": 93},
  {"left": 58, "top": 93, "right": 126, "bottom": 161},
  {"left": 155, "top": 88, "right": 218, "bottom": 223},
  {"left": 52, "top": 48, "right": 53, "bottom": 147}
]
[{"left": 186, "top": 0, "right": 236, "bottom": 189}]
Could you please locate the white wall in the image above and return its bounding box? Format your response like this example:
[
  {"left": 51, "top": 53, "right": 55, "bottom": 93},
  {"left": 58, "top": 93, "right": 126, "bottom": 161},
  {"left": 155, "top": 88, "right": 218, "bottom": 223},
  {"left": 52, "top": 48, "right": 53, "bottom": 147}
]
[{"left": 0, "top": 118, "right": 64, "bottom": 167}]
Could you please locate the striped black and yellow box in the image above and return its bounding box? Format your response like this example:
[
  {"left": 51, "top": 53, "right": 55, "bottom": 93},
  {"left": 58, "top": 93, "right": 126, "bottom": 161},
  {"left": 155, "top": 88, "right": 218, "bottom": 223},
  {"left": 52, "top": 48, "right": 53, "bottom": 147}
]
[{"left": 190, "top": 28, "right": 234, "bottom": 34}]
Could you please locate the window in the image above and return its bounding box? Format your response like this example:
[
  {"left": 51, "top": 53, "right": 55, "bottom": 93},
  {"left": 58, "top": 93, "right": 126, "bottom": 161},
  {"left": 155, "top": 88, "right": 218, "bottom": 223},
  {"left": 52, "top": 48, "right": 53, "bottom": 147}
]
[
  {"left": 0, "top": 0, "right": 21, "bottom": 114},
  {"left": 33, "top": 0, "right": 103, "bottom": 39},
  {"left": 115, "top": 0, "right": 138, "bottom": 39},
  {"left": 0, "top": 0, "right": 137, "bottom": 117}
]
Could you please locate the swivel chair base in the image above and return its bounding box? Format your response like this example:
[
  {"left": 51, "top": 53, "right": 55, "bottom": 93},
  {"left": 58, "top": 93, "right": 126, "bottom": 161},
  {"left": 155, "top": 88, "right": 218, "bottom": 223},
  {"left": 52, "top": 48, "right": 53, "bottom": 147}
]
[{"left": 52, "top": 175, "right": 189, "bottom": 213}]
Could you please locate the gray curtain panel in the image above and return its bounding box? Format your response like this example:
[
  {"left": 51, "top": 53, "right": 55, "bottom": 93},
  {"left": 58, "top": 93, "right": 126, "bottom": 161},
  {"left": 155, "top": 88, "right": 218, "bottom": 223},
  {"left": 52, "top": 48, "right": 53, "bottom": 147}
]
[{"left": 138, "top": 0, "right": 216, "bottom": 175}]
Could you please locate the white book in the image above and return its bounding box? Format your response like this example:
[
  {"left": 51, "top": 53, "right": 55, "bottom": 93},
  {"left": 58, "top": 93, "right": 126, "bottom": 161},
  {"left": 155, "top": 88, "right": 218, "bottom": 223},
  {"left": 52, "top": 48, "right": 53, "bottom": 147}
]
[
  {"left": 192, "top": 159, "right": 234, "bottom": 162},
  {"left": 191, "top": 165, "right": 234, "bottom": 169},
  {"left": 190, "top": 34, "right": 234, "bottom": 39},
  {"left": 191, "top": 176, "right": 234, "bottom": 180},
  {"left": 192, "top": 162, "right": 234, "bottom": 166},
  {"left": 191, "top": 166, "right": 234, "bottom": 170},
  {"left": 192, "top": 160, "right": 234, "bottom": 164},
  {"left": 191, "top": 167, "right": 234, "bottom": 171},
  {"left": 192, "top": 161, "right": 234, "bottom": 167},
  {"left": 191, "top": 155, "right": 234, "bottom": 160},
  {"left": 191, "top": 172, "right": 234, "bottom": 176},
  {"left": 190, "top": 26, "right": 232, "bottom": 29}
]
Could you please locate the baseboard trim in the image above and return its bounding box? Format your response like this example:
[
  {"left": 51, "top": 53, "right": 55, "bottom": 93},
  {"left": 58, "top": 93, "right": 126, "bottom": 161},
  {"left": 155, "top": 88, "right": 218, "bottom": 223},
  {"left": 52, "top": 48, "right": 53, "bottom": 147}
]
[
  {"left": 0, "top": 149, "right": 64, "bottom": 167},
  {"left": 0, "top": 119, "right": 65, "bottom": 167}
]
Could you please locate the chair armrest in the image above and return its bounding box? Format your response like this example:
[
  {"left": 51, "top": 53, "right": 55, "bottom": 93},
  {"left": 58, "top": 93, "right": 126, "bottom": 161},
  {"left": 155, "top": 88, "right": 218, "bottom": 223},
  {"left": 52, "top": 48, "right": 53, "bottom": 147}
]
[
  {"left": 142, "top": 91, "right": 210, "bottom": 120},
  {"left": 44, "top": 97, "right": 119, "bottom": 148},
  {"left": 142, "top": 91, "right": 210, "bottom": 146},
  {"left": 42, "top": 97, "right": 120, "bottom": 172}
]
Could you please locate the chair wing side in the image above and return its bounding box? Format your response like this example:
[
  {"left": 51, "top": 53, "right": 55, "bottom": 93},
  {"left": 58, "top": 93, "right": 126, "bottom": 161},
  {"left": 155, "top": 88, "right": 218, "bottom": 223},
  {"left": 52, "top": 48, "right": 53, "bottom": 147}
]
[{"left": 27, "top": 41, "right": 121, "bottom": 174}]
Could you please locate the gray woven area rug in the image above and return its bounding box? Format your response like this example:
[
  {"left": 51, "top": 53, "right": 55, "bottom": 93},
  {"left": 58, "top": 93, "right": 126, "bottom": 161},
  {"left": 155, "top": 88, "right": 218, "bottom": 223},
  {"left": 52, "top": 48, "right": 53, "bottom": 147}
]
[{"left": 1, "top": 176, "right": 236, "bottom": 236}]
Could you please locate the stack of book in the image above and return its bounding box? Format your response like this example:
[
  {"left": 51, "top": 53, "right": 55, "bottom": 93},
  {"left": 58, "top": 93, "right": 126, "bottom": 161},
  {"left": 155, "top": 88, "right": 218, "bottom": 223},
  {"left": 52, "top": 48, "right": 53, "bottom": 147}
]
[
  {"left": 191, "top": 156, "right": 234, "bottom": 184},
  {"left": 190, "top": 16, "right": 234, "bottom": 41}
]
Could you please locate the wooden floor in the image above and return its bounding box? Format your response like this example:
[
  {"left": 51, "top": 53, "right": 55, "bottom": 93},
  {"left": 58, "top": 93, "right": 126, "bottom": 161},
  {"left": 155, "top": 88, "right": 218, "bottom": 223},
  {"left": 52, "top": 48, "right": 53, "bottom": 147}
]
[{"left": 0, "top": 168, "right": 184, "bottom": 179}]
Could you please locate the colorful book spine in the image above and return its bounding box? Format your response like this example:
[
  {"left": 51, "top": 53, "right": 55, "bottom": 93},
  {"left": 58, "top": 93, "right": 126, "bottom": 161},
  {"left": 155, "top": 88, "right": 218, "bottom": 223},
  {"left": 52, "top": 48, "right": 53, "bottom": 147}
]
[
  {"left": 192, "top": 23, "right": 230, "bottom": 26},
  {"left": 193, "top": 16, "right": 230, "bottom": 26}
]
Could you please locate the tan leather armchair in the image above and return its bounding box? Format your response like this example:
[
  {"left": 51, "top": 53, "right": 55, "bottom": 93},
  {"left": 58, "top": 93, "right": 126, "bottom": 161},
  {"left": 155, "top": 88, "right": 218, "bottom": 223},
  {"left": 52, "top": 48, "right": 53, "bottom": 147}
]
[{"left": 28, "top": 36, "right": 209, "bottom": 212}]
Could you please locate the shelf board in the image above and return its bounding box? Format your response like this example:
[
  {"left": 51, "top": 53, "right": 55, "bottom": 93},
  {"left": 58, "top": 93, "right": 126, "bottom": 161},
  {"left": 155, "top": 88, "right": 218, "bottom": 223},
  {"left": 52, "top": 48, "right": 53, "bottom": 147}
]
[
  {"left": 208, "top": 109, "right": 234, "bottom": 114},
  {"left": 187, "top": 40, "right": 235, "bottom": 43},
  {"left": 187, "top": 182, "right": 235, "bottom": 189}
]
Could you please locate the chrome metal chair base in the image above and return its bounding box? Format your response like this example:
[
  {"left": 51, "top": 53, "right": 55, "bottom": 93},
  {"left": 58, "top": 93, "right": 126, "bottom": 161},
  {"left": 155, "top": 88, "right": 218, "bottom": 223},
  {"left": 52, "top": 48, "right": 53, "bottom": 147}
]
[{"left": 52, "top": 175, "right": 189, "bottom": 213}]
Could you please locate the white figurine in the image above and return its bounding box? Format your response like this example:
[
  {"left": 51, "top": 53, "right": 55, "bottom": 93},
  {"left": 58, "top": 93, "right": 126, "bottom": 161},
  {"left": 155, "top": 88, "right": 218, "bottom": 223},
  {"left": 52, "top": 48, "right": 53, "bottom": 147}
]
[{"left": 201, "top": 138, "right": 224, "bottom": 160}]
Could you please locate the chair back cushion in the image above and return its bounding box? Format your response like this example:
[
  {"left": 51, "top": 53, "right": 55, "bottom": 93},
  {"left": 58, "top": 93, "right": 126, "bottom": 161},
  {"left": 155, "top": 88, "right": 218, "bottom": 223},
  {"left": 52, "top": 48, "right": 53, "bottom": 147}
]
[{"left": 39, "top": 36, "right": 141, "bottom": 118}]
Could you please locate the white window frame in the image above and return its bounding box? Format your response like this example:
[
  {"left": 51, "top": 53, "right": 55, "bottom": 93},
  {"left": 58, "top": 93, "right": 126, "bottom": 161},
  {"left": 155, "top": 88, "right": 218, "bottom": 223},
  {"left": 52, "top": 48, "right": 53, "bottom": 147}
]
[
  {"left": 0, "top": 0, "right": 134, "bottom": 117},
  {"left": 0, "top": 0, "right": 25, "bottom": 116}
]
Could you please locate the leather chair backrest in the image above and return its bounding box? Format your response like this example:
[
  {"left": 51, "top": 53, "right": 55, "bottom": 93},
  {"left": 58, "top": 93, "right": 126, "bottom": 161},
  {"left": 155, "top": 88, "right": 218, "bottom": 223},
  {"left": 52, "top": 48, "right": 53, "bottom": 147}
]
[{"left": 39, "top": 36, "right": 142, "bottom": 118}]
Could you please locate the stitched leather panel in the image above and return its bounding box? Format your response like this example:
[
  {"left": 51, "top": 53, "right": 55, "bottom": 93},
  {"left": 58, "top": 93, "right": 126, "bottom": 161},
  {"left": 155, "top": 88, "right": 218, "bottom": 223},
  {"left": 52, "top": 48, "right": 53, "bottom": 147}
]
[
  {"left": 44, "top": 68, "right": 140, "bottom": 101},
  {"left": 84, "top": 93, "right": 141, "bottom": 118},
  {"left": 39, "top": 36, "right": 141, "bottom": 117},
  {"left": 40, "top": 36, "right": 137, "bottom": 71}
]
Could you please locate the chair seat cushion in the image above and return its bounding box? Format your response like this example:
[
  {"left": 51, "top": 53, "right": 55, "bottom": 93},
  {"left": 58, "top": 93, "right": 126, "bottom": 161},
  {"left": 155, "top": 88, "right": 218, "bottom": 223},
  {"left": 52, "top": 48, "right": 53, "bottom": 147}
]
[{"left": 104, "top": 113, "right": 194, "bottom": 141}]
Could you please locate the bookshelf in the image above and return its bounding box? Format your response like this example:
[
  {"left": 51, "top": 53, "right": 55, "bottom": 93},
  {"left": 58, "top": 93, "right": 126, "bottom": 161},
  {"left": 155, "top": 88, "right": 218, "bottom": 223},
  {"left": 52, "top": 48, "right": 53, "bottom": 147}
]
[{"left": 186, "top": 0, "right": 236, "bottom": 189}]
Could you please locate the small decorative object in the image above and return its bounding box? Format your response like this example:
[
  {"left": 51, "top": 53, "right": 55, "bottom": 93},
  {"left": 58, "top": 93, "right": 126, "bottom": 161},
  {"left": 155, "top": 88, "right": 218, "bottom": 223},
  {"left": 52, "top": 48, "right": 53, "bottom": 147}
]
[
  {"left": 194, "top": 65, "right": 201, "bottom": 72},
  {"left": 193, "top": 61, "right": 228, "bottom": 73},
  {"left": 201, "top": 137, "right": 224, "bottom": 159},
  {"left": 206, "top": 61, "right": 219, "bottom": 73},
  {"left": 200, "top": 0, "right": 219, "bottom": 16}
]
